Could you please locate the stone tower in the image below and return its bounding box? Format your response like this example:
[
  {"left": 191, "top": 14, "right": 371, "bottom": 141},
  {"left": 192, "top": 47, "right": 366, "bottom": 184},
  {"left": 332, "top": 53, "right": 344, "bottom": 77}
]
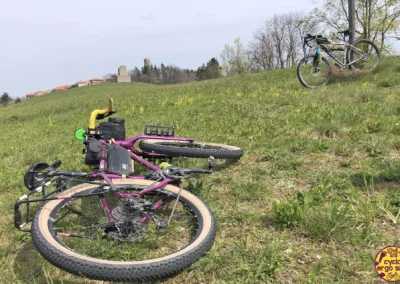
[
  {"left": 144, "top": 58, "right": 151, "bottom": 67},
  {"left": 117, "top": 65, "right": 131, "bottom": 83}
]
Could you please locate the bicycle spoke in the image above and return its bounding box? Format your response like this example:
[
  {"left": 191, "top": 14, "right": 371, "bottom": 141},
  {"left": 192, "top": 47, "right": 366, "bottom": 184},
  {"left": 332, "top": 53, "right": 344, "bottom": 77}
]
[{"left": 349, "top": 40, "right": 380, "bottom": 71}]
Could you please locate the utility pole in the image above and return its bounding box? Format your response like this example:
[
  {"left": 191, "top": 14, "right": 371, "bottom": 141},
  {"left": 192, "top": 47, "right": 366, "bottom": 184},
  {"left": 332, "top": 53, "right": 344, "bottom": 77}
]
[{"left": 348, "top": 0, "right": 356, "bottom": 45}]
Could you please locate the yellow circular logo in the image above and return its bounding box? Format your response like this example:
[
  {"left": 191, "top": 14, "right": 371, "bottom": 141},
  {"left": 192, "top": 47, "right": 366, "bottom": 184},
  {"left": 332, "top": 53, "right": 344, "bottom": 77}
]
[{"left": 374, "top": 246, "right": 400, "bottom": 282}]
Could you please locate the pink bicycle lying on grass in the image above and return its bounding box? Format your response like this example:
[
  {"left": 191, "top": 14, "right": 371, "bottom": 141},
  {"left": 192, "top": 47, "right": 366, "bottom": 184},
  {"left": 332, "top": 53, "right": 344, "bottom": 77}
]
[{"left": 14, "top": 99, "right": 243, "bottom": 282}]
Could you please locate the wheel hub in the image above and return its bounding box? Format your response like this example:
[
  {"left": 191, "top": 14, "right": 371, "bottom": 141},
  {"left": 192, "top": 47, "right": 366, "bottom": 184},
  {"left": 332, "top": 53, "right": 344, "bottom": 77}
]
[
  {"left": 107, "top": 198, "right": 153, "bottom": 241},
  {"left": 312, "top": 67, "right": 321, "bottom": 76}
]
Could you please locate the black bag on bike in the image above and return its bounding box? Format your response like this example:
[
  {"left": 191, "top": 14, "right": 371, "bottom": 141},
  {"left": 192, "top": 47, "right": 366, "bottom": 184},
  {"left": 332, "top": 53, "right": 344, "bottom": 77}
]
[
  {"left": 98, "top": 118, "right": 126, "bottom": 141},
  {"left": 107, "top": 144, "right": 133, "bottom": 176},
  {"left": 316, "top": 35, "right": 330, "bottom": 44},
  {"left": 85, "top": 140, "right": 103, "bottom": 166}
]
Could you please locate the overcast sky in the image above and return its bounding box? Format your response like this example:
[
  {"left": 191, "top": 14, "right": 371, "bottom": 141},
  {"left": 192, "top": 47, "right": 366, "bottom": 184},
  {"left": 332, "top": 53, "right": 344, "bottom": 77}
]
[{"left": 1, "top": 0, "right": 317, "bottom": 97}]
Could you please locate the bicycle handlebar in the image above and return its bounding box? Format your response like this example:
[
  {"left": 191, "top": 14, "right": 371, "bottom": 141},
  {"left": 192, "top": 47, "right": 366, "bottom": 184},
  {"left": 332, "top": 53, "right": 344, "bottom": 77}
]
[
  {"left": 88, "top": 98, "right": 113, "bottom": 129},
  {"left": 181, "top": 168, "right": 213, "bottom": 175},
  {"left": 303, "top": 34, "right": 319, "bottom": 48}
]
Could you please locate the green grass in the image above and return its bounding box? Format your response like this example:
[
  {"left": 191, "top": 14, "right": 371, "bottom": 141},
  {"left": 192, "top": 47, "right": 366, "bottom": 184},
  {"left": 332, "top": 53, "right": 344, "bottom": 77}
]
[{"left": 1, "top": 56, "right": 400, "bottom": 283}]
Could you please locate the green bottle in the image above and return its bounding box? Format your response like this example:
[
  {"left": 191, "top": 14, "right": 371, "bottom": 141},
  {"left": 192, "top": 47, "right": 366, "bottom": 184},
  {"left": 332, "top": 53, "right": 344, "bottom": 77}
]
[{"left": 316, "top": 47, "right": 323, "bottom": 63}]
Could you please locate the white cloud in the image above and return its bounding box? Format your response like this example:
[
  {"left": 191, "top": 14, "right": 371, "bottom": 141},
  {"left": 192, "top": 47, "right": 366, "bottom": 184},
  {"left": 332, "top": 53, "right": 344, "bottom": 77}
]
[
  {"left": 194, "top": 11, "right": 214, "bottom": 18},
  {"left": 140, "top": 12, "right": 153, "bottom": 20}
]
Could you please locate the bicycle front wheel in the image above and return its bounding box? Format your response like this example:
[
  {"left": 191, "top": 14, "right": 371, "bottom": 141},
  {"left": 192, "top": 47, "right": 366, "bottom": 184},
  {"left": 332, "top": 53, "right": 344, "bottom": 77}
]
[
  {"left": 31, "top": 179, "right": 216, "bottom": 282},
  {"left": 139, "top": 139, "right": 243, "bottom": 159},
  {"left": 347, "top": 39, "right": 380, "bottom": 72},
  {"left": 297, "top": 55, "right": 332, "bottom": 88}
]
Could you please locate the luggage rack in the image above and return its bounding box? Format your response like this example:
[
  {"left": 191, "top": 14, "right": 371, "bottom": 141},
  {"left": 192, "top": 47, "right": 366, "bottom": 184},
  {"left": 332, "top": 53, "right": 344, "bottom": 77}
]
[{"left": 144, "top": 125, "right": 175, "bottom": 137}]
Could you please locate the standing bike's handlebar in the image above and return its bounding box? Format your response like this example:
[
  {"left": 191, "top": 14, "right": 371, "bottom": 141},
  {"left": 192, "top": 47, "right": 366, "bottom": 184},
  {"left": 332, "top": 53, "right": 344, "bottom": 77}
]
[{"left": 303, "top": 34, "right": 316, "bottom": 48}]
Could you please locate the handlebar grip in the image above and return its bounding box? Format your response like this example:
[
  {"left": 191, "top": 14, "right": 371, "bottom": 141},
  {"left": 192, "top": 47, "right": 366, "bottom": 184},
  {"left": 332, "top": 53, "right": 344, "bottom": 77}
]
[{"left": 88, "top": 98, "right": 114, "bottom": 130}]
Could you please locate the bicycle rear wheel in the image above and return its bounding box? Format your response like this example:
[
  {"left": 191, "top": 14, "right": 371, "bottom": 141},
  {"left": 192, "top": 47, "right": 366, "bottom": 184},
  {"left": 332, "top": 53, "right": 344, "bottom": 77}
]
[
  {"left": 297, "top": 55, "right": 332, "bottom": 88},
  {"left": 347, "top": 39, "right": 380, "bottom": 72},
  {"left": 31, "top": 179, "right": 216, "bottom": 282},
  {"left": 139, "top": 139, "right": 243, "bottom": 159}
]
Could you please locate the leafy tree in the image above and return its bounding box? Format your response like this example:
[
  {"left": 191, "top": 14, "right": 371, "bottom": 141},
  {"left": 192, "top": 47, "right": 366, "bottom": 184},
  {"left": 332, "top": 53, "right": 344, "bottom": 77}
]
[
  {"left": 0, "top": 92, "right": 11, "bottom": 106},
  {"left": 15, "top": 97, "right": 22, "bottom": 103},
  {"left": 196, "top": 58, "right": 222, "bottom": 80},
  {"left": 196, "top": 63, "right": 207, "bottom": 80},
  {"left": 206, "top": 58, "right": 221, "bottom": 79}
]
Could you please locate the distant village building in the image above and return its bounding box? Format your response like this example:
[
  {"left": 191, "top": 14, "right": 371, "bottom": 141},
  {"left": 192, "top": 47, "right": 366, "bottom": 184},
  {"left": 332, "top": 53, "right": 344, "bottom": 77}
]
[
  {"left": 117, "top": 65, "right": 131, "bottom": 83},
  {"left": 74, "top": 81, "right": 90, "bottom": 87},
  {"left": 52, "top": 85, "right": 70, "bottom": 92},
  {"left": 90, "top": 78, "right": 104, "bottom": 85},
  {"left": 106, "top": 75, "right": 117, "bottom": 83},
  {"left": 35, "top": 90, "right": 49, "bottom": 96},
  {"left": 24, "top": 74, "right": 109, "bottom": 101},
  {"left": 144, "top": 58, "right": 151, "bottom": 67}
]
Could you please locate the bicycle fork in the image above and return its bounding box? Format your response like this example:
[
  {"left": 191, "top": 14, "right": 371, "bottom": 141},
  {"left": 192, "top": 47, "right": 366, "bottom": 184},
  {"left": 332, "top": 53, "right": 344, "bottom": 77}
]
[{"left": 313, "top": 47, "right": 323, "bottom": 68}]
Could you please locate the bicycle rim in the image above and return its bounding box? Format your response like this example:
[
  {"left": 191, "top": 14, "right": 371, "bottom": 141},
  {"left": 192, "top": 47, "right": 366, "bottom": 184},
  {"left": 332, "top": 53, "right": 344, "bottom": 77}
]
[
  {"left": 298, "top": 56, "right": 331, "bottom": 88},
  {"left": 349, "top": 40, "right": 380, "bottom": 71},
  {"left": 39, "top": 184, "right": 203, "bottom": 261}
]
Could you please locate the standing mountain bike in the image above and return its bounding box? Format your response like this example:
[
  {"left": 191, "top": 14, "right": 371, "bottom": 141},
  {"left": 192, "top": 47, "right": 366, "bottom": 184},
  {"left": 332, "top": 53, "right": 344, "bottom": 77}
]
[{"left": 297, "top": 29, "right": 380, "bottom": 88}]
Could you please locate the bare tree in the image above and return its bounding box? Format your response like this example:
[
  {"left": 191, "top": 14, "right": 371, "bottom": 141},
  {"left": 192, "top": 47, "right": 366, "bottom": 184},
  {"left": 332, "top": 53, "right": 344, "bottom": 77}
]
[{"left": 247, "top": 12, "right": 309, "bottom": 72}]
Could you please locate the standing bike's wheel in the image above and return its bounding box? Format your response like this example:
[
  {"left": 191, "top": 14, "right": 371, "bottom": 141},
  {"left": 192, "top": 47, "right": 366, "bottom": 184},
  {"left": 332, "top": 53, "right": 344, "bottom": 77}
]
[
  {"left": 139, "top": 139, "right": 243, "bottom": 159},
  {"left": 297, "top": 55, "right": 332, "bottom": 88},
  {"left": 347, "top": 39, "right": 380, "bottom": 72},
  {"left": 31, "top": 179, "right": 216, "bottom": 282}
]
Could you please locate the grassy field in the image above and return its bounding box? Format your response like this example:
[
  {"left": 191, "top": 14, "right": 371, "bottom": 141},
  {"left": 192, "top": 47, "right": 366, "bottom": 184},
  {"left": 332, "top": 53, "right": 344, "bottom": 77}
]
[{"left": 0, "top": 57, "right": 399, "bottom": 283}]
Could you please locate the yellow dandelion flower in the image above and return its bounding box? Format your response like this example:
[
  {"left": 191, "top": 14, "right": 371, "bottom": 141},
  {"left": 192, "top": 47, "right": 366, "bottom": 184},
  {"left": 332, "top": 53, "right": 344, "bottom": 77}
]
[
  {"left": 48, "top": 117, "right": 54, "bottom": 126},
  {"left": 295, "top": 109, "right": 300, "bottom": 113},
  {"left": 387, "top": 94, "right": 395, "bottom": 101},
  {"left": 139, "top": 106, "right": 144, "bottom": 114}
]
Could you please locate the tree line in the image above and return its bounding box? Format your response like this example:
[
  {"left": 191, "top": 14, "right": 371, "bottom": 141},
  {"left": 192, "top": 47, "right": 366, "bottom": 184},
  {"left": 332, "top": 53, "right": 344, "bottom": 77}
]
[
  {"left": 130, "top": 64, "right": 197, "bottom": 84},
  {"left": 104, "top": 57, "right": 222, "bottom": 85}
]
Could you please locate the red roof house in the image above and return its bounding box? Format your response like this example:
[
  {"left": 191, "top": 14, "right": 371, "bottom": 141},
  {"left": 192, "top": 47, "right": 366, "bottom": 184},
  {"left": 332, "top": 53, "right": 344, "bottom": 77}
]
[
  {"left": 52, "top": 86, "right": 67, "bottom": 92},
  {"left": 35, "top": 90, "right": 49, "bottom": 96},
  {"left": 74, "top": 81, "right": 90, "bottom": 87},
  {"left": 90, "top": 78, "right": 104, "bottom": 85}
]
